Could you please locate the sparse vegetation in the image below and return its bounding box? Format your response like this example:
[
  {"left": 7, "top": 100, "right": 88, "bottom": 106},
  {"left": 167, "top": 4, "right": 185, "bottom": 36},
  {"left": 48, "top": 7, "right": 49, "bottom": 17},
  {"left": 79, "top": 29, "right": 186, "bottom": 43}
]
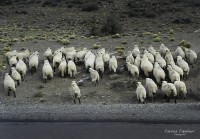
[
  {"left": 115, "top": 46, "right": 125, "bottom": 51},
  {"left": 112, "top": 33, "right": 121, "bottom": 39},
  {"left": 2, "top": 44, "right": 11, "bottom": 53},
  {"left": 92, "top": 43, "right": 101, "bottom": 49},
  {"left": 153, "top": 37, "right": 161, "bottom": 42},
  {"left": 169, "top": 37, "right": 175, "bottom": 42},
  {"left": 116, "top": 49, "right": 125, "bottom": 56},
  {"left": 58, "top": 38, "right": 70, "bottom": 45},
  {"left": 179, "top": 40, "right": 191, "bottom": 48},
  {"left": 121, "top": 40, "right": 128, "bottom": 44}
]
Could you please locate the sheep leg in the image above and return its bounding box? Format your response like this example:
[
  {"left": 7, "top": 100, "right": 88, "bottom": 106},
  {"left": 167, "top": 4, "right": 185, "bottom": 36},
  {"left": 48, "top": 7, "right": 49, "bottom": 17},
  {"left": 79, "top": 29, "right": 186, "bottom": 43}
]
[
  {"left": 17, "top": 80, "right": 20, "bottom": 86},
  {"left": 31, "top": 67, "right": 33, "bottom": 76},
  {"left": 53, "top": 66, "right": 56, "bottom": 72},
  {"left": 13, "top": 91, "right": 16, "bottom": 97},
  {"left": 174, "top": 97, "right": 177, "bottom": 104},
  {"left": 78, "top": 98, "right": 81, "bottom": 104},
  {"left": 74, "top": 99, "right": 76, "bottom": 104}
]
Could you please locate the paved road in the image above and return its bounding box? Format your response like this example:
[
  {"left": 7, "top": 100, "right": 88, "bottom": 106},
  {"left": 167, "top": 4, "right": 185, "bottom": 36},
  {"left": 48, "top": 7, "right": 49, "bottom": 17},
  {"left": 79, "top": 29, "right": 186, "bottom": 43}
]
[{"left": 0, "top": 122, "right": 199, "bottom": 139}]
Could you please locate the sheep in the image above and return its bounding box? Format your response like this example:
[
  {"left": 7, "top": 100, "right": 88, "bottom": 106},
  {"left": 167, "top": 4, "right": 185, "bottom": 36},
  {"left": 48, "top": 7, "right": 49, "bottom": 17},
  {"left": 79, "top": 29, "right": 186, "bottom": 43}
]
[
  {"left": 155, "top": 52, "right": 166, "bottom": 69},
  {"left": 44, "top": 47, "right": 53, "bottom": 62},
  {"left": 70, "top": 81, "right": 81, "bottom": 104},
  {"left": 126, "top": 51, "right": 134, "bottom": 64},
  {"left": 136, "top": 82, "right": 146, "bottom": 104},
  {"left": 132, "top": 45, "right": 140, "bottom": 57},
  {"left": 174, "top": 46, "right": 185, "bottom": 60},
  {"left": 161, "top": 81, "right": 177, "bottom": 103},
  {"left": 109, "top": 56, "right": 118, "bottom": 73},
  {"left": 174, "top": 81, "right": 187, "bottom": 99},
  {"left": 85, "top": 53, "right": 96, "bottom": 72},
  {"left": 10, "top": 67, "right": 21, "bottom": 86},
  {"left": 68, "top": 60, "right": 77, "bottom": 78},
  {"left": 103, "top": 52, "right": 110, "bottom": 64},
  {"left": 65, "top": 48, "right": 77, "bottom": 61},
  {"left": 89, "top": 68, "right": 100, "bottom": 85},
  {"left": 159, "top": 43, "right": 169, "bottom": 57},
  {"left": 145, "top": 78, "right": 158, "bottom": 102},
  {"left": 16, "top": 59, "right": 27, "bottom": 81},
  {"left": 148, "top": 46, "right": 157, "bottom": 56},
  {"left": 58, "top": 57, "right": 67, "bottom": 77},
  {"left": 95, "top": 52, "right": 104, "bottom": 78},
  {"left": 9, "top": 55, "right": 18, "bottom": 67},
  {"left": 144, "top": 50, "right": 154, "bottom": 64},
  {"left": 140, "top": 55, "right": 153, "bottom": 77},
  {"left": 76, "top": 48, "right": 87, "bottom": 62},
  {"left": 167, "top": 65, "right": 180, "bottom": 83},
  {"left": 134, "top": 55, "right": 141, "bottom": 68},
  {"left": 5, "top": 50, "right": 17, "bottom": 62},
  {"left": 164, "top": 50, "right": 174, "bottom": 65},
  {"left": 29, "top": 51, "right": 39, "bottom": 75},
  {"left": 84, "top": 50, "right": 93, "bottom": 61},
  {"left": 53, "top": 50, "right": 62, "bottom": 71},
  {"left": 42, "top": 60, "right": 53, "bottom": 83},
  {"left": 177, "top": 56, "right": 190, "bottom": 79},
  {"left": 170, "top": 61, "right": 183, "bottom": 79},
  {"left": 126, "top": 62, "right": 139, "bottom": 78},
  {"left": 16, "top": 49, "right": 30, "bottom": 61},
  {"left": 153, "top": 62, "right": 165, "bottom": 84},
  {"left": 184, "top": 48, "right": 197, "bottom": 66},
  {"left": 4, "top": 73, "right": 16, "bottom": 97},
  {"left": 98, "top": 48, "right": 106, "bottom": 55}
]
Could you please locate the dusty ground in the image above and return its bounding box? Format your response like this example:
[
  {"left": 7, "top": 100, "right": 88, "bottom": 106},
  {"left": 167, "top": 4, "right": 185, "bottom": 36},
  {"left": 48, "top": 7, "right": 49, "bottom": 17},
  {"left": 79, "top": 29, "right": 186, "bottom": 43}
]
[{"left": 0, "top": 0, "right": 200, "bottom": 107}]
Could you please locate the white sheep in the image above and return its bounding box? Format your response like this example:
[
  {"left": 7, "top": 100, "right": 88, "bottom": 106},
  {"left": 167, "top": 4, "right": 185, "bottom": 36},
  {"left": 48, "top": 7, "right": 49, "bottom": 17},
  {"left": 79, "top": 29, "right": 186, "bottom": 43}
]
[
  {"left": 132, "top": 45, "right": 140, "bottom": 57},
  {"left": 76, "top": 48, "right": 87, "bottom": 62},
  {"left": 84, "top": 50, "right": 93, "bottom": 61},
  {"left": 16, "top": 49, "right": 30, "bottom": 61},
  {"left": 126, "top": 62, "right": 139, "bottom": 78},
  {"left": 95, "top": 52, "right": 104, "bottom": 78},
  {"left": 85, "top": 53, "right": 96, "bottom": 71},
  {"left": 159, "top": 43, "right": 169, "bottom": 57},
  {"left": 170, "top": 61, "right": 183, "bottom": 79},
  {"left": 174, "top": 81, "right": 187, "bottom": 99},
  {"left": 109, "top": 55, "right": 118, "bottom": 73},
  {"left": 68, "top": 60, "right": 77, "bottom": 78},
  {"left": 10, "top": 67, "right": 21, "bottom": 86},
  {"left": 167, "top": 65, "right": 180, "bottom": 83},
  {"left": 53, "top": 50, "right": 62, "bottom": 71},
  {"left": 161, "top": 81, "right": 177, "bottom": 103},
  {"left": 144, "top": 50, "right": 154, "bottom": 64},
  {"left": 153, "top": 62, "right": 165, "bottom": 84},
  {"left": 177, "top": 56, "right": 190, "bottom": 79},
  {"left": 70, "top": 81, "right": 81, "bottom": 104},
  {"left": 145, "top": 78, "right": 158, "bottom": 102},
  {"left": 164, "top": 50, "right": 174, "bottom": 65},
  {"left": 103, "top": 52, "right": 110, "bottom": 64},
  {"left": 58, "top": 57, "right": 67, "bottom": 77},
  {"left": 29, "top": 51, "right": 39, "bottom": 75},
  {"left": 184, "top": 48, "right": 197, "bottom": 66},
  {"left": 136, "top": 82, "right": 146, "bottom": 104},
  {"left": 42, "top": 60, "right": 53, "bottom": 83},
  {"left": 148, "top": 46, "right": 157, "bottom": 56},
  {"left": 174, "top": 46, "right": 185, "bottom": 60},
  {"left": 16, "top": 59, "right": 27, "bottom": 81},
  {"left": 126, "top": 51, "right": 134, "bottom": 64},
  {"left": 4, "top": 73, "right": 16, "bottom": 97},
  {"left": 98, "top": 48, "right": 106, "bottom": 55},
  {"left": 65, "top": 48, "right": 77, "bottom": 61},
  {"left": 9, "top": 55, "right": 18, "bottom": 67},
  {"left": 155, "top": 52, "right": 166, "bottom": 69},
  {"left": 140, "top": 55, "right": 153, "bottom": 77},
  {"left": 89, "top": 68, "right": 100, "bottom": 85},
  {"left": 134, "top": 55, "right": 141, "bottom": 68},
  {"left": 5, "top": 50, "right": 17, "bottom": 62},
  {"left": 44, "top": 47, "right": 53, "bottom": 62}
]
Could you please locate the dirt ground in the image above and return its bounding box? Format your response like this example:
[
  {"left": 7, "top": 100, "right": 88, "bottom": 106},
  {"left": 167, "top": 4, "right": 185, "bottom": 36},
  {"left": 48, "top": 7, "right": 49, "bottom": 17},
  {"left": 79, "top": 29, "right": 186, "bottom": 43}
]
[{"left": 0, "top": 0, "right": 200, "bottom": 105}]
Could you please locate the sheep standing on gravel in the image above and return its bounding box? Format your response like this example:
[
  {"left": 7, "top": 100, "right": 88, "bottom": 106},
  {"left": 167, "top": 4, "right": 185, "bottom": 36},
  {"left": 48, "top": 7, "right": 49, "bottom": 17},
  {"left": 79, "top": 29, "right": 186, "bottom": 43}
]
[
  {"left": 153, "top": 62, "right": 165, "bottom": 84},
  {"left": 145, "top": 78, "right": 158, "bottom": 102},
  {"left": 165, "top": 50, "right": 174, "bottom": 65},
  {"left": 132, "top": 45, "right": 140, "bottom": 57},
  {"left": 76, "top": 48, "right": 87, "bottom": 62},
  {"left": 10, "top": 67, "right": 21, "bottom": 86},
  {"left": 140, "top": 55, "right": 153, "bottom": 77},
  {"left": 70, "top": 81, "right": 81, "bottom": 104},
  {"left": 16, "top": 49, "right": 30, "bottom": 61},
  {"left": 53, "top": 50, "right": 63, "bottom": 71},
  {"left": 148, "top": 46, "right": 157, "bottom": 56},
  {"left": 161, "top": 81, "right": 177, "bottom": 103},
  {"left": 85, "top": 53, "right": 96, "bottom": 72},
  {"left": 174, "top": 81, "right": 187, "bottom": 99},
  {"left": 103, "top": 52, "right": 110, "bottom": 65},
  {"left": 84, "top": 50, "right": 93, "bottom": 61},
  {"left": 29, "top": 51, "right": 39, "bottom": 75},
  {"left": 126, "top": 51, "right": 134, "bottom": 64},
  {"left": 42, "top": 60, "right": 53, "bottom": 83},
  {"left": 136, "top": 82, "right": 146, "bottom": 104},
  {"left": 58, "top": 57, "right": 67, "bottom": 77},
  {"left": 16, "top": 59, "right": 27, "bottom": 81},
  {"left": 144, "top": 50, "right": 154, "bottom": 64},
  {"left": 167, "top": 65, "right": 180, "bottom": 83},
  {"left": 5, "top": 50, "right": 17, "bottom": 62},
  {"left": 170, "top": 61, "right": 183, "bottom": 79},
  {"left": 95, "top": 52, "right": 104, "bottom": 78},
  {"left": 89, "top": 68, "right": 100, "bottom": 86},
  {"left": 109, "top": 56, "right": 118, "bottom": 73},
  {"left": 155, "top": 52, "right": 166, "bottom": 69},
  {"left": 126, "top": 62, "right": 139, "bottom": 78},
  {"left": 4, "top": 73, "right": 16, "bottom": 97},
  {"left": 9, "top": 55, "right": 18, "bottom": 67},
  {"left": 68, "top": 60, "right": 77, "bottom": 78},
  {"left": 174, "top": 46, "right": 185, "bottom": 60},
  {"left": 159, "top": 43, "right": 169, "bottom": 57},
  {"left": 134, "top": 55, "right": 141, "bottom": 68},
  {"left": 177, "top": 56, "right": 190, "bottom": 79},
  {"left": 184, "top": 48, "right": 197, "bottom": 67},
  {"left": 44, "top": 47, "right": 53, "bottom": 62},
  {"left": 64, "top": 47, "right": 77, "bottom": 61}
]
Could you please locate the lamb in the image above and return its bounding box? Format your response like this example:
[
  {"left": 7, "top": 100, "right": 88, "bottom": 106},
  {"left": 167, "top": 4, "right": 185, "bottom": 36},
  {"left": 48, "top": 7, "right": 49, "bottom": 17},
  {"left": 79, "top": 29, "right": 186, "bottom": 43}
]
[
  {"left": 76, "top": 48, "right": 87, "bottom": 62},
  {"left": 44, "top": 47, "right": 53, "bottom": 62},
  {"left": 16, "top": 59, "right": 27, "bottom": 81},
  {"left": 140, "top": 55, "right": 153, "bottom": 77},
  {"left": 42, "top": 60, "right": 53, "bottom": 83},
  {"left": 132, "top": 45, "right": 140, "bottom": 57},
  {"left": 10, "top": 67, "right": 21, "bottom": 86},
  {"left": 144, "top": 50, "right": 154, "bottom": 64},
  {"left": 70, "top": 81, "right": 81, "bottom": 104},
  {"left": 155, "top": 52, "right": 166, "bottom": 69},
  {"left": 89, "top": 68, "right": 100, "bottom": 85},
  {"left": 153, "top": 62, "right": 165, "bottom": 84},
  {"left": 164, "top": 50, "right": 174, "bottom": 65},
  {"left": 161, "top": 81, "right": 177, "bottom": 103},
  {"left": 103, "top": 52, "right": 110, "bottom": 64},
  {"left": 16, "top": 49, "right": 30, "bottom": 61},
  {"left": 5, "top": 50, "right": 17, "bottom": 62},
  {"left": 136, "top": 82, "right": 146, "bottom": 104},
  {"left": 159, "top": 43, "right": 169, "bottom": 57},
  {"left": 174, "top": 81, "right": 187, "bottom": 99},
  {"left": 68, "top": 60, "right": 77, "bottom": 78},
  {"left": 9, "top": 55, "right": 18, "bottom": 67},
  {"left": 167, "top": 65, "right": 180, "bottom": 83},
  {"left": 173, "top": 46, "right": 185, "bottom": 60},
  {"left": 95, "top": 52, "right": 104, "bottom": 78},
  {"left": 134, "top": 55, "right": 141, "bottom": 68},
  {"left": 29, "top": 51, "right": 39, "bottom": 75},
  {"left": 85, "top": 53, "right": 96, "bottom": 71},
  {"left": 4, "top": 73, "right": 16, "bottom": 97},
  {"left": 184, "top": 48, "right": 197, "bottom": 66},
  {"left": 145, "top": 78, "right": 158, "bottom": 102},
  {"left": 148, "top": 46, "right": 157, "bottom": 56},
  {"left": 53, "top": 50, "right": 62, "bottom": 71},
  {"left": 109, "top": 56, "right": 118, "bottom": 73},
  {"left": 177, "top": 56, "right": 190, "bottom": 79},
  {"left": 170, "top": 61, "right": 183, "bottom": 79},
  {"left": 126, "top": 51, "right": 134, "bottom": 64},
  {"left": 126, "top": 62, "right": 139, "bottom": 78},
  {"left": 58, "top": 58, "right": 67, "bottom": 77}
]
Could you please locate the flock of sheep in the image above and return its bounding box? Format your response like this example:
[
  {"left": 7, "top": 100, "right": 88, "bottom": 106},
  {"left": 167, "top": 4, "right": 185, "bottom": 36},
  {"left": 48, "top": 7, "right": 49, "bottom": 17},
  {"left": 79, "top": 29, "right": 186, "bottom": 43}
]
[{"left": 3, "top": 43, "right": 198, "bottom": 104}]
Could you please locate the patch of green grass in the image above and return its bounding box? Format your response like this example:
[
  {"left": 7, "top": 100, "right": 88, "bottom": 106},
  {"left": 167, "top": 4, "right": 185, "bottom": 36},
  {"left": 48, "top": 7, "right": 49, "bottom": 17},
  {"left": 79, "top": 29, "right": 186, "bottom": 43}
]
[
  {"left": 153, "top": 37, "right": 161, "bottom": 42},
  {"left": 179, "top": 40, "right": 191, "bottom": 48},
  {"left": 33, "top": 91, "right": 44, "bottom": 98},
  {"left": 0, "top": 57, "right": 6, "bottom": 70},
  {"left": 121, "top": 40, "right": 128, "bottom": 44},
  {"left": 2, "top": 44, "right": 11, "bottom": 53},
  {"left": 142, "top": 32, "right": 152, "bottom": 36},
  {"left": 152, "top": 33, "right": 160, "bottom": 38},
  {"left": 115, "top": 46, "right": 125, "bottom": 50},
  {"left": 58, "top": 38, "right": 70, "bottom": 45},
  {"left": 116, "top": 49, "right": 125, "bottom": 56},
  {"left": 112, "top": 33, "right": 121, "bottom": 38},
  {"left": 69, "top": 34, "right": 76, "bottom": 39},
  {"left": 169, "top": 37, "right": 175, "bottom": 42},
  {"left": 92, "top": 43, "right": 101, "bottom": 49}
]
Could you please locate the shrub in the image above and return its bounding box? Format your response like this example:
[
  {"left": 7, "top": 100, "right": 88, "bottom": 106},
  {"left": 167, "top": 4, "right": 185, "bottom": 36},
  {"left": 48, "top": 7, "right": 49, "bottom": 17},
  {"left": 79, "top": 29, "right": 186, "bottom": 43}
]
[
  {"left": 58, "top": 38, "right": 70, "bottom": 45},
  {"left": 153, "top": 37, "right": 161, "bottom": 42},
  {"left": 179, "top": 40, "right": 191, "bottom": 48},
  {"left": 92, "top": 43, "right": 101, "bottom": 49}
]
